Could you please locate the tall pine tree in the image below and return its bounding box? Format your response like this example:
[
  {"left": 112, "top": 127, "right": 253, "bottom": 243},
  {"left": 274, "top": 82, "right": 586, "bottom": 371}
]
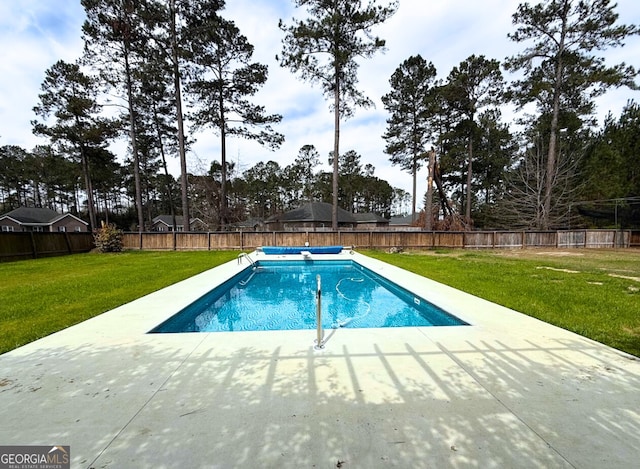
[
  {"left": 279, "top": 0, "right": 397, "bottom": 228},
  {"left": 505, "top": 0, "right": 638, "bottom": 229}
]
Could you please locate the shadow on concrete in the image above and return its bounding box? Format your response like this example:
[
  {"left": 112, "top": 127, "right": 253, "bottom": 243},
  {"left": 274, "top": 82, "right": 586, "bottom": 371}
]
[{"left": 1, "top": 331, "right": 639, "bottom": 468}]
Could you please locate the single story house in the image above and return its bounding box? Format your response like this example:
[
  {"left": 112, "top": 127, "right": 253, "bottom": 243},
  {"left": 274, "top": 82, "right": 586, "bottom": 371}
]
[
  {"left": 229, "top": 217, "right": 265, "bottom": 232},
  {"left": 0, "top": 207, "right": 88, "bottom": 232},
  {"left": 151, "top": 215, "right": 207, "bottom": 232},
  {"left": 265, "top": 202, "right": 357, "bottom": 231},
  {"left": 389, "top": 214, "right": 416, "bottom": 226},
  {"left": 352, "top": 212, "right": 390, "bottom": 229}
]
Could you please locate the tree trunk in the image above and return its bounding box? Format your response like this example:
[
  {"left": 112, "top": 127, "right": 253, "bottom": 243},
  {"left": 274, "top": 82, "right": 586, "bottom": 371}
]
[
  {"left": 170, "top": 0, "right": 190, "bottom": 232},
  {"left": 411, "top": 154, "right": 417, "bottom": 223},
  {"left": 153, "top": 104, "right": 177, "bottom": 231},
  {"left": 78, "top": 144, "right": 97, "bottom": 231},
  {"left": 425, "top": 149, "right": 435, "bottom": 230},
  {"left": 332, "top": 69, "right": 340, "bottom": 230},
  {"left": 543, "top": 2, "right": 568, "bottom": 230},
  {"left": 466, "top": 137, "right": 473, "bottom": 221},
  {"left": 219, "top": 78, "right": 228, "bottom": 229},
  {"left": 123, "top": 47, "right": 145, "bottom": 233}
]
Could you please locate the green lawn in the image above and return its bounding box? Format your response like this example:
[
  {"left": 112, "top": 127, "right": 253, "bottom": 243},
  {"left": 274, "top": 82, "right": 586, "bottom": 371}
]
[
  {"left": 0, "top": 250, "right": 239, "bottom": 354},
  {"left": 1, "top": 248, "right": 639, "bottom": 357},
  {"left": 364, "top": 248, "right": 640, "bottom": 357}
]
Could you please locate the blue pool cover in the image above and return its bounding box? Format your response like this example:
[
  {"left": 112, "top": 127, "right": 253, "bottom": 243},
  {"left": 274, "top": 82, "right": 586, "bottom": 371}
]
[{"left": 261, "top": 245, "right": 343, "bottom": 254}]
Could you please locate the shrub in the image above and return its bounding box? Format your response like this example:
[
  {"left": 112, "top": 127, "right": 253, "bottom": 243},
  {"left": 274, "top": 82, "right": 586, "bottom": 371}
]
[{"left": 93, "top": 222, "right": 124, "bottom": 252}]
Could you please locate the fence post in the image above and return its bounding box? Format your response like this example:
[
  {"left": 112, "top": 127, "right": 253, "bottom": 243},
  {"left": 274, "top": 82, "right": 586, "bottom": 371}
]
[
  {"left": 30, "top": 232, "right": 37, "bottom": 259},
  {"left": 64, "top": 232, "right": 72, "bottom": 254}
]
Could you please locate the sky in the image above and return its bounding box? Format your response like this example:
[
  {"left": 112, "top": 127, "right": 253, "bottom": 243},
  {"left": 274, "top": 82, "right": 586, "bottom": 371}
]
[{"left": 1, "top": 0, "right": 640, "bottom": 213}]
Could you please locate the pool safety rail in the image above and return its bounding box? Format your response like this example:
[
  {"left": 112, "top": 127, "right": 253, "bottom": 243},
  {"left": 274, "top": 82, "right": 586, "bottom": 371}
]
[
  {"left": 314, "top": 274, "right": 324, "bottom": 350},
  {"left": 237, "top": 252, "right": 256, "bottom": 267}
]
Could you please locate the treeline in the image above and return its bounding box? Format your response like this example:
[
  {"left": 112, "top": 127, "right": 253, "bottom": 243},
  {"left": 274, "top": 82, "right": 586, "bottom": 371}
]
[
  {"left": 1, "top": 0, "right": 639, "bottom": 231},
  {"left": 0, "top": 141, "right": 407, "bottom": 230}
]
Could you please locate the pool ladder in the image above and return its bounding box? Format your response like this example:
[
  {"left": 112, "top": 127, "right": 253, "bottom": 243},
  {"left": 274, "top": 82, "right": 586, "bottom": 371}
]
[
  {"left": 237, "top": 252, "right": 256, "bottom": 267},
  {"left": 237, "top": 253, "right": 258, "bottom": 286},
  {"left": 314, "top": 274, "right": 324, "bottom": 350}
]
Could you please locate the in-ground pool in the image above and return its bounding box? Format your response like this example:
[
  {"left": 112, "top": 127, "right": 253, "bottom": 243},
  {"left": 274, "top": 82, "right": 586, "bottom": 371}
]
[{"left": 150, "top": 259, "right": 467, "bottom": 333}]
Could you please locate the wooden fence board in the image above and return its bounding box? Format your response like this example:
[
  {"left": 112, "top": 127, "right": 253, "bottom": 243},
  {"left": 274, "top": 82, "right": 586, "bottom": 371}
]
[
  {"left": 66, "top": 233, "right": 94, "bottom": 252},
  {"left": 338, "top": 231, "right": 371, "bottom": 248},
  {"left": 0, "top": 232, "right": 93, "bottom": 261},
  {"left": 434, "top": 232, "right": 464, "bottom": 248},
  {"left": 0, "top": 232, "right": 34, "bottom": 258},
  {"left": 525, "top": 232, "right": 556, "bottom": 247},
  {"left": 464, "top": 232, "right": 494, "bottom": 248},
  {"left": 141, "top": 233, "right": 173, "bottom": 250},
  {"left": 176, "top": 232, "right": 208, "bottom": 250},
  {"left": 494, "top": 232, "right": 524, "bottom": 248},
  {"left": 209, "top": 232, "right": 242, "bottom": 250},
  {"left": 558, "top": 230, "right": 586, "bottom": 248}
]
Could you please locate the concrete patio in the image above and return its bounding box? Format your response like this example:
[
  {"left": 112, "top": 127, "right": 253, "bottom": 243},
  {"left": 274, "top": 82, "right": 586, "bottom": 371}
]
[{"left": 1, "top": 252, "right": 639, "bottom": 468}]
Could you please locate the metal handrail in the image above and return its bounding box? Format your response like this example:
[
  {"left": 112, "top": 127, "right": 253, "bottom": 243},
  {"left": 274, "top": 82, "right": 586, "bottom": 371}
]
[
  {"left": 237, "top": 252, "right": 255, "bottom": 267},
  {"left": 314, "top": 274, "right": 324, "bottom": 350},
  {"left": 238, "top": 270, "right": 257, "bottom": 286}
]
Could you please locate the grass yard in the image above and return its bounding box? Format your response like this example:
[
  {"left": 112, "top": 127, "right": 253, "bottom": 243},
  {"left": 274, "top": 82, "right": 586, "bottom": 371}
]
[
  {"left": 0, "top": 250, "right": 238, "bottom": 354},
  {"left": 1, "top": 248, "right": 639, "bottom": 357},
  {"left": 365, "top": 248, "right": 640, "bottom": 357}
]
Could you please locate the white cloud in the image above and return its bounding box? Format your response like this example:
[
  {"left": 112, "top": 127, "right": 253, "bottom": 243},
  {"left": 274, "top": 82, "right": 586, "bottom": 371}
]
[
  {"left": 0, "top": 0, "right": 84, "bottom": 147},
  {"left": 2, "top": 0, "right": 639, "bottom": 210}
]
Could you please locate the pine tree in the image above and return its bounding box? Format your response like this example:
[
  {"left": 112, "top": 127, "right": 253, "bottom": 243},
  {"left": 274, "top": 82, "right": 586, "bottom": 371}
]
[
  {"left": 505, "top": 0, "right": 638, "bottom": 229},
  {"left": 189, "top": 14, "right": 283, "bottom": 228},
  {"left": 279, "top": 0, "right": 397, "bottom": 229},
  {"left": 32, "top": 60, "right": 118, "bottom": 231},
  {"left": 442, "top": 55, "right": 504, "bottom": 221},
  {"left": 382, "top": 55, "right": 438, "bottom": 223}
]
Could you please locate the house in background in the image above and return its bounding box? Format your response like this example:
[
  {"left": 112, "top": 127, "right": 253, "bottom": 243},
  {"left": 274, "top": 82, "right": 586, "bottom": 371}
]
[
  {"left": 265, "top": 202, "right": 357, "bottom": 231},
  {"left": 352, "top": 212, "right": 390, "bottom": 229},
  {"left": 0, "top": 207, "right": 89, "bottom": 232},
  {"left": 151, "top": 215, "right": 207, "bottom": 232},
  {"left": 229, "top": 217, "right": 265, "bottom": 232},
  {"left": 388, "top": 214, "right": 425, "bottom": 231}
]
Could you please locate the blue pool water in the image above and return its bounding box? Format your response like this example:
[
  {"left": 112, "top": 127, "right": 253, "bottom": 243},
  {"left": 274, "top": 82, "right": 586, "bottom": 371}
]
[{"left": 150, "top": 260, "right": 467, "bottom": 333}]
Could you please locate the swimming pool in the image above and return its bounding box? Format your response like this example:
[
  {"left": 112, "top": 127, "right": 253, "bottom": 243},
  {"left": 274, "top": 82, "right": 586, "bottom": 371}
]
[{"left": 150, "top": 259, "right": 467, "bottom": 333}]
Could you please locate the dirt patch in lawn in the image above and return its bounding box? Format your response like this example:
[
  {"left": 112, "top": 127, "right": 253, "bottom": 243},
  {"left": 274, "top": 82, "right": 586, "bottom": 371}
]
[{"left": 536, "top": 266, "right": 581, "bottom": 273}]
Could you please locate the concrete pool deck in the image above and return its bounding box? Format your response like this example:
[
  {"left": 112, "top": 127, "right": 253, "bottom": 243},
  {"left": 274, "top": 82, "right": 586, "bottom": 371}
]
[{"left": 1, "top": 251, "right": 639, "bottom": 468}]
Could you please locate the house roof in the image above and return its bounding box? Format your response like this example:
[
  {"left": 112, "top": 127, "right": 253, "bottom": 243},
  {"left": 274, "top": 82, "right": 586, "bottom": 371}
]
[
  {"left": 152, "top": 215, "right": 203, "bottom": 227},
  {"left": 389, "top": 214, "right": 416, "bottom": 225},
  {"left": 152, "top": 215, "right": 179, "bottom": 226},
  {"left": 266, "top": 202, "right": 356, "bottom": 224},
  {"left": 0, "top": 207, "right": 87, "bottom": 226},
  {"left": 352, "top": 213, "right": 389, "bottom": 224},
  {"left": 230, "top": 217, "right": 264, "bottom": 228}
]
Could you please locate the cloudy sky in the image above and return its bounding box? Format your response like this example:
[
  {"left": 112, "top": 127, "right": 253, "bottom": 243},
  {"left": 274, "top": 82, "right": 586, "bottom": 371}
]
[{"left": 1, "top": 0, "right": 639, "bottom": 211}]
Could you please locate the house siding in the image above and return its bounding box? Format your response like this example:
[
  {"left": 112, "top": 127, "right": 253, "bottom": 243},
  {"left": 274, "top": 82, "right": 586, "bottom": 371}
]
[
  {"left": 52, "top": 217, "right": 88, "bottom": 232},
  {"left": 0, "top": 218, "right": 21, "bottom": 232}
]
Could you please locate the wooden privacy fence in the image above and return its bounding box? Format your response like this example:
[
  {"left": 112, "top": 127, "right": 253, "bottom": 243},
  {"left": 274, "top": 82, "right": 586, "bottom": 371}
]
[
  {"left": 1, "top": 229, "right": 636, "bottom": 261},
  {"left": 122, "top": 229, "right": 633, "bottom": 251},
  {"left": 0, "top": 232, "right": 94, "bottom": 261}
]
